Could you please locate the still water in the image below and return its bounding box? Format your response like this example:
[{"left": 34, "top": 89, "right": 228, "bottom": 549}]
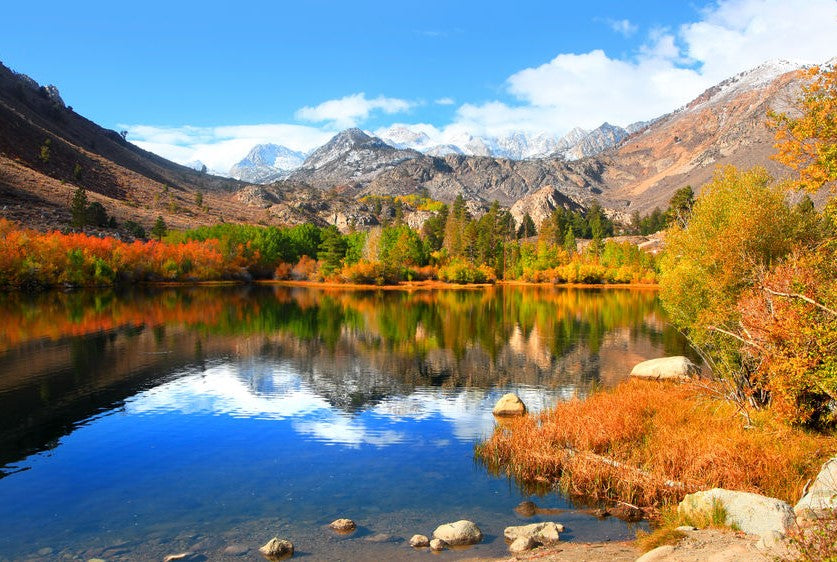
[{"left": 0, "top": 285, "right": 694, "bottom": 560}]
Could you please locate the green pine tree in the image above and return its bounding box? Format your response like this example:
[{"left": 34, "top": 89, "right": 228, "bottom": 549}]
[
  {"left": 71, "top": 186, "right": 88, "bottom": 228},
  {"left": 151, "top": 216, "right": 167, "bottom": 241}
]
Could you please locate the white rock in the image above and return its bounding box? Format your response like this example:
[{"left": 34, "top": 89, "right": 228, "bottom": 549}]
[
  {"left": 429, "top": 538, "right": 446, "bottom": 551},
  {"left": 329, "top": 518, "right": 356, "bottom": 532},
  {"left": 492, "top": 393, "right": 527, "bottom": 416},
  {"left": 630, "top": 356, "right": 699, "bottom": 381},
  {"left": 509, "top": 536, "right": 537, "bottom": 553},
  {"left": 503, "top": 521, "right": 564, "bottom": 544},
  {"left": 259, "top": 537, "right": 294, "bottom": 559},
  {"left": 432, "top": 520, "right": 483, "bottom": 545},
  {"left": 795, "top": 456, "right": 837, "bottom": 522},
  {"left": 409, "top": 534, "right": 429, "bottom": 548},
  {"left": 678, "top": 488, "right": 796, "bottom": 536}
]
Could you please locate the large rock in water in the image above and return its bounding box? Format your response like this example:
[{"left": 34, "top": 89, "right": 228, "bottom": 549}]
[
  {"left": 678, "top": 488, "right": 796, "bottom": 537},
  {"left": 795, "top": 456, "right": 837, "bottom": 523},
  {"left": 503, "top": 521, "right": 564, "bottom": 544},
  {"left": 493, "top": 393, "right": 527, "bottom": 416},
  {"left": 630, "top": 356, "right": 698, "bottom": 381},
  {"left": 432, "top": 520, "right": 483, "bottom": 546}
]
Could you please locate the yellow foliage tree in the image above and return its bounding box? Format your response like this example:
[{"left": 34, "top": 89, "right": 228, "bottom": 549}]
[{"left": 769, "top": 66, "right": 837, "bottom": 193}]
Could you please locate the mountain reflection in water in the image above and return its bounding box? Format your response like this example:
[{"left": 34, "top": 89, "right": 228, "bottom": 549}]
[{"left": 0, "top": 285, "right": 694, "bottom": 560}]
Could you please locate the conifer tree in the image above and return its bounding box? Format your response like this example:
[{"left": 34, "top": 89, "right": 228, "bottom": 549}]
[{"left": 71, "top": 186, "right": 88, "bottom": 228}]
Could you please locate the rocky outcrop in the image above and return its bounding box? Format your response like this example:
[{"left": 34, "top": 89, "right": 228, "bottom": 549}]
[
  {"left": 678, "top": 488, "right": 796, "bottom": 537},
  {"left": 630, "top": 356, "right": 699, "bottom": 381},
  {"left": 492, "top": 393, "right": 527, "bottom": 416},
  {"left": 259, "top": 537, "right": 294, "bottom": 559},
  {"left": 510, "top": 185, "right": 583, "bottom": 228},
  {"left": 795, "top": 456, "right": 837, "bottom": 523},
  {"left": 432, "top": 520, "right": 483, "bottom": 546},
  {"left": 503, "top": 521, "right": 564, "bottom": 544}
]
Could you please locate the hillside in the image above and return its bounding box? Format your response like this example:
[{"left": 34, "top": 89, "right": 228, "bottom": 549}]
[{"left": 0, "top": 62, "right": 258, "bottom": 232}]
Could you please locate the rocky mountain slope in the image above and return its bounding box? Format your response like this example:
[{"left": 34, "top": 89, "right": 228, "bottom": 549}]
[
  {"left": 594, "top": 60, "right": 805, "bottom": 213},
  {"left": 0, "top": 61, "right": 262, "bottom": 232}
]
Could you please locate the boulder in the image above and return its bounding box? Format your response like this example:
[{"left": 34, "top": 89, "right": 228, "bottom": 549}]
[
  {"left": 493, "top": 393, "right": 527, "bottom": 416},
  {"left": 795, "top": 456, "right": 837, "bottom": 523},
  {"left": 503, "top": 521, "right": 564, "bottom": 544},
  {"left": 678, "top": 488, "right": 795, "bottom": 537},
  {"left": 329, "top": 518, "right": 356, "bottom": 533},
  {"left": 630, "top": 356, "right": 698, "bottom": 381},
  {"left": 429, "top": 538, "right": 446, "bottom": 551},
  {"left": 432, "top": 520, "right": 483, "bottom": 546},
  {"left": 409, "top": 534, "right": 429, "bottom": 548},
  {"left": 259, "top": 537, "right": 294, "bottom": 560},
  {"left": 509, "top": 536, "right": 537, "bottom": 553}
]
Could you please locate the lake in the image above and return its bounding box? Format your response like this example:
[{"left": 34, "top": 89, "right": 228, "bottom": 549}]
[{"left": 0, "top": 285, "right": 695, "bottom": 560}]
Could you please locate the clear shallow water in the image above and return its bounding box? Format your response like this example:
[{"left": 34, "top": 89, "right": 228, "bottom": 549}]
[{"left": 0, "top": 285, "right": 695, "bottom": 560}]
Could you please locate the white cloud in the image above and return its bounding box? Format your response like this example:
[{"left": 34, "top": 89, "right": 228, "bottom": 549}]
[
  {"left": 448, "top": 0, "right": 836, "bottom": 136},
  {"left": 296, "top": 93, "right": 413, "bottom": 128},
  {"left": 124, "top": 123, "right": 335, "bottom": 173},
  {"left": 435, "top": 97, "right": 455, "bottom": 106},
  {"left": 607, "top": 18, "right": 638, "bottom": 37}
]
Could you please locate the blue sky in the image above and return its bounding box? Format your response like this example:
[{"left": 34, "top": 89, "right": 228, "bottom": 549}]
[{"left": 2, "top": 0, "right": 835, "bottom": 171}]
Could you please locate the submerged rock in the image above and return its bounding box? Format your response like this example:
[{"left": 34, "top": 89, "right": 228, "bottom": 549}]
[
  {"left": 329, "top": 518, "right": 357, "bottom": 533},
  {"left": 678, "top": 488, "right": 795, "bottom": 537},
  {"left": 259, "top": 537, "right": 294, "bottom": 560},
  {"left": 630, "top": 356, "right": 698, "bottom": 381},
  {"left": 409, "top": 534, "right": 430, "bottom": 548},
  {"left": 432, "top": 520, "right": 483, "bottom": 545},
  {"left": 504, "top": 521, "right": 563, "bottom": 544},
  {"left": 493, "top": 393, "right": 527, "bottom": 416},
  {"left": 514, "top": 500, "right": 537, "bottom": 517}
]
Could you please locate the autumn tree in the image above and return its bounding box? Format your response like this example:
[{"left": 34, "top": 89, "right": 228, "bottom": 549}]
[
  {"left": 659, "top": 166, "right": 805, "bottom": 404},
  {"left": 769, "top": 65, "right": 837, "bottom": 194}
]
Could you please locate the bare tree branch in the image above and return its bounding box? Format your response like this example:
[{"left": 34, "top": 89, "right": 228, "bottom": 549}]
[{"left": 763, "top": 288, "right": 837, "bottom": 316}]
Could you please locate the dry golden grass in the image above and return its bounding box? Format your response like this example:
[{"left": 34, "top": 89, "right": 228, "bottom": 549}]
[{"left": 476, "top": 378, "right": 835, "bottom": 509}]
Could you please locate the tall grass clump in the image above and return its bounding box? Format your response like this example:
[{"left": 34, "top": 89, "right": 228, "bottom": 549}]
[{"left": 476, "top": 378, "right": 834, "bottom": 509}]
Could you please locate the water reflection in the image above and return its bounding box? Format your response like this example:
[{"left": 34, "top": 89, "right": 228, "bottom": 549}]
[{"left": 0, "top": 285, "right": 693, "bottom": 473}]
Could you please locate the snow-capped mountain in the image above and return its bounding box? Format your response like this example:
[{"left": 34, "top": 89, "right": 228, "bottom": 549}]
[
  {"left": 288, "top": 128, "right": 421, "bottom": 189},
  {"left": 377, "top": 125, "right": 432, "bottom": 150},
  {"left": 229, "top": 144, "right": 307, "bottom": 183},
  {"left": 555, "top": 123, "right": 629, "bottom": 160},
  {"left": 185, "top": 160, "right": 208, "bottom": 172},
  {"left": 373, "top": 125, "right": 625, "bottom": 161}
]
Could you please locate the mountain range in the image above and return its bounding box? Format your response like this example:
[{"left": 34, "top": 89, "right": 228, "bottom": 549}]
[
  {"left": 228, "top": 121, "right": 637, "bottom": 181},
  {"left": 0, "top": 57, "right": 816, "bottom": 236}
]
